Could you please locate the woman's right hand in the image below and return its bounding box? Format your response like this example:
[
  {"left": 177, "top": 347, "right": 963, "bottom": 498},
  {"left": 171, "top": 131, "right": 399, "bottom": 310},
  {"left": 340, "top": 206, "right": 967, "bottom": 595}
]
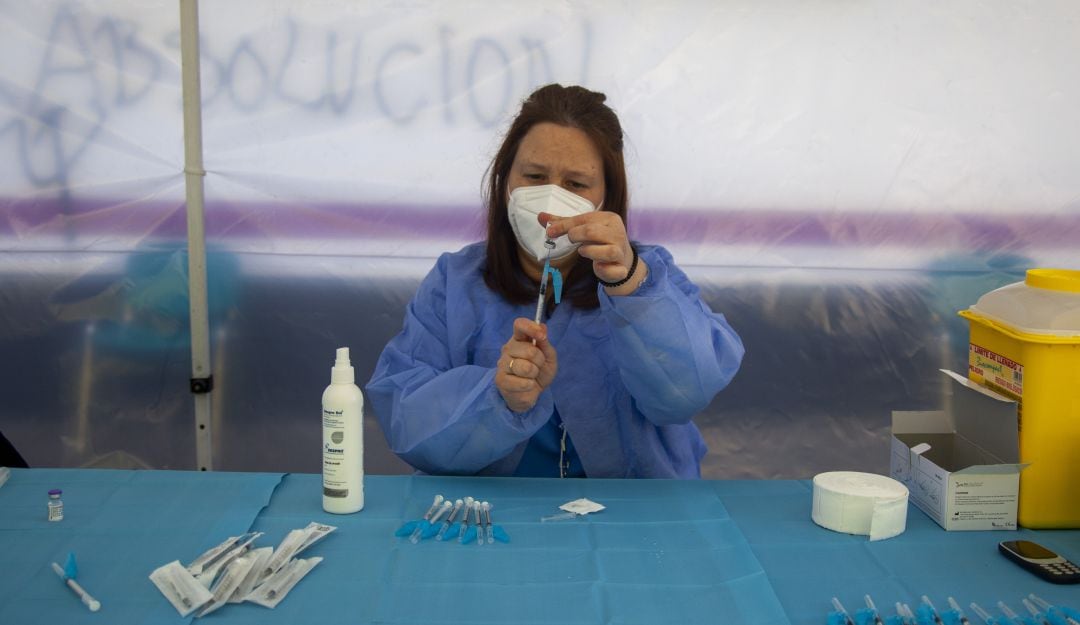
[{"left": 495, "top": 317, "right": 558, "bottom": 413}]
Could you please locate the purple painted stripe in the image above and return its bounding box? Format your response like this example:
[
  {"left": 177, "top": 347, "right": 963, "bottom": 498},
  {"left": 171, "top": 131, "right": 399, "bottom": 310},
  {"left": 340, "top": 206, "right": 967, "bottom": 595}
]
[
  {"left": 634, "top": 209, "right": 1080, "bottom": 249},
  {"left": 2, "top": 196, "right": 1078, "bottom": 249}
]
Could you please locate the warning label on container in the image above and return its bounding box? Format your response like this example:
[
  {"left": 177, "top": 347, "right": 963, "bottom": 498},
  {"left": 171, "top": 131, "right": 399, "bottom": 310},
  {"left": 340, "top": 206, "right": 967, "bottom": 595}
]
[
  {"left": 968, "top": 343, "right": 1024, "bottom": 428},
  {"left": 969, "top": 344, "right": 1023, "bottom": 396}
]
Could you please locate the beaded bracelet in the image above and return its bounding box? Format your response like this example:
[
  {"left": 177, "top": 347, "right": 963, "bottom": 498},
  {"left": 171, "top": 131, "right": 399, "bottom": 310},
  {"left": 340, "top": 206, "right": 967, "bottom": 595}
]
[{"left": 598, "top": 246, "right": 639, "bottom": 288}]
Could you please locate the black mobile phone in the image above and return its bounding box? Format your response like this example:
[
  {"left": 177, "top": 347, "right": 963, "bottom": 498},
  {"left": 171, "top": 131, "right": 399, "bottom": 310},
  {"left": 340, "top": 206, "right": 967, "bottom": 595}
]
[{"left": 998, "top": 540, "right": 1080, "bottom": 584}]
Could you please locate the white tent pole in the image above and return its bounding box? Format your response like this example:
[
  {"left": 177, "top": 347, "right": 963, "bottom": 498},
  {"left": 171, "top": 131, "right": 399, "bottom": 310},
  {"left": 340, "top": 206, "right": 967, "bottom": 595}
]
[{"left": 179, "top": 0, "right": 213, "bottom": 471}]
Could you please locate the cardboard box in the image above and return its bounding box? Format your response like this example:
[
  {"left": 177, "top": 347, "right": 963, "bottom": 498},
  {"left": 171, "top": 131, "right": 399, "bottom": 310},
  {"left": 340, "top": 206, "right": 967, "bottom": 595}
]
[{"left": 889, "top": 370, "right": 1026, "bottom": 531}]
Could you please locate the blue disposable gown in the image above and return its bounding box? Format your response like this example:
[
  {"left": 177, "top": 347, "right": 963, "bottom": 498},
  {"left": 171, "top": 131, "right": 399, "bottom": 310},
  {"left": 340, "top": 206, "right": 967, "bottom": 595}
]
[{"left": 365, "top": 242, "right": 744, "bottom": 478}]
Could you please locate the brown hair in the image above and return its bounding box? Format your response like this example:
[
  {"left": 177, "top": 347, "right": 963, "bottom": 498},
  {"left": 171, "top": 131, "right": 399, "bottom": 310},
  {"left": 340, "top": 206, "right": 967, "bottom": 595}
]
[{"left": 482, "top": 84, "right": 629, "bottom": 309}]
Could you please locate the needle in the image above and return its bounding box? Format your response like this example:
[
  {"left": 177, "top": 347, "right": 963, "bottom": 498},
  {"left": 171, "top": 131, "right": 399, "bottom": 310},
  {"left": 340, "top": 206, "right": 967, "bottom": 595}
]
[
  {"left": 532, "top": 239, "right": 555, "bottom": 346},
  {"left": 831, "top": 597, "right": 856, "bottom": 625},
  {"left": 51, "top": 562, "right": 100, "bottom": 612},
  {"left": 864, "top": 595, "right": 884, "bottom": 625}
]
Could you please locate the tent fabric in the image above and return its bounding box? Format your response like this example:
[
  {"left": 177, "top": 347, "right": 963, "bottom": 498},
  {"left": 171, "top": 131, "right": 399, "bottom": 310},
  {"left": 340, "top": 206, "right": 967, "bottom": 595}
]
[{"left": 1, "top": 1, "right": 1078, "bottom": 475}]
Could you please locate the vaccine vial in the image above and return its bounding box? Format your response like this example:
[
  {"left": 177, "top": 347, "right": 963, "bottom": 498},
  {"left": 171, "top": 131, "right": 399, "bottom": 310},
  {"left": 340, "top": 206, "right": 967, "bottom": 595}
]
[{"left": 47, "top": 489, "right": 64, "bottom": 522}]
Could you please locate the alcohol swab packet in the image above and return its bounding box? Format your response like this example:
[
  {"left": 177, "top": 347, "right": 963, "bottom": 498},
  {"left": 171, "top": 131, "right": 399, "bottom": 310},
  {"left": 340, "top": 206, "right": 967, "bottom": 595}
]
[
  {"left": 246, "top": 557, "right": 323, "bottom": 609},
  {"left": 542, "top": 498, "right": 606, "bottom": 521},
  {"left": 150, "top": 560, "right": 213, "bottom": 617},
  {"left": 560, "top": 498, "right": 605, "bottom": 515}
]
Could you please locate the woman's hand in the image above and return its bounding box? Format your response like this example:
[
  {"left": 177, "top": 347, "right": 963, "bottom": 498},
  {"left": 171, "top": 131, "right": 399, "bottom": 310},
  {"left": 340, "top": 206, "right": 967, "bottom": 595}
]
[
  {"left": 540, "top": 211, "right": 646, "bottom": 293},
  {"left": 496, "top": 317, "right": 558, "bottom": 413}
]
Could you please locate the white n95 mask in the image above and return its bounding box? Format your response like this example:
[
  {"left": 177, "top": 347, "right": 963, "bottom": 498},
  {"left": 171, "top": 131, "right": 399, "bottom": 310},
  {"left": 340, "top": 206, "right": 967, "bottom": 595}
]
[{"left": 507, "top": 184, "right": 599, "bottom": 262}]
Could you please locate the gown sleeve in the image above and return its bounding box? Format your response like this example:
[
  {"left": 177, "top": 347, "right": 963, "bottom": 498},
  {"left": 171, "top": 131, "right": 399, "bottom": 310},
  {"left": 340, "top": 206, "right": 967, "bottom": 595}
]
[
  {"left": 365, "top": 253, "right": 553, "bottom": 475},
  {"left": 599, "top": 245, "right": 744, "bottom": 426}
]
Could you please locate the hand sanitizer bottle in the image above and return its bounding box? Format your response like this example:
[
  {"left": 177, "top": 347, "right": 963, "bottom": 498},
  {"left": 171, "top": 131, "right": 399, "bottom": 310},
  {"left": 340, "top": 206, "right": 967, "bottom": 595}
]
[{"left": 322, "top": 347, "right": 364, "bottom": 513}]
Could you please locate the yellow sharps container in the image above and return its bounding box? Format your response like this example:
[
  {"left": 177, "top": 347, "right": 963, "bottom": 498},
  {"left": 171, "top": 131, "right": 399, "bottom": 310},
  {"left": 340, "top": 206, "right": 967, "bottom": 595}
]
[{"left": 959, "top": 268, "right": 1080, "bottom": 528}]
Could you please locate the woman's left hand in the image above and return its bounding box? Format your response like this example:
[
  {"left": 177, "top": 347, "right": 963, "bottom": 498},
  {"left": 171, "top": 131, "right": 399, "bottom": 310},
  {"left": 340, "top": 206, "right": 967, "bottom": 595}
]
[{"left": 539, "top": 211, "right": 638, "bottom": 287}]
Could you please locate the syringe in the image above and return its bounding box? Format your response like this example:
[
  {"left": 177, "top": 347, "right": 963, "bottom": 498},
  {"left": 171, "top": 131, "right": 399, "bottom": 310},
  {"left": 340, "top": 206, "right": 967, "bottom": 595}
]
[
  {"left": 832, "top": 597, "right": 857, "bottom": 625},
  {"left": 532, "top": 239, "right": 556, "bottom": 346},
  {"left": 864, "top": 594, "right": 885, "bottom": 625},
  {"left": 534, "top": 262, "right": 550, "bottom": 325},
  {"left": 406, "top": 494, "right": 445, "bottom": 543},
  {"left": 896, "top": 602, "right": 912, "bottom": 625},
  {"left": 969, "top": 602, "right": 995, "bottom": 625},
  {"left": 458, "top": 497, "right": 475, "bottom": 544},
  {"left": 948, "top": 597, "right": 973, "bottom": 625},
  {"left": 1029, "top": 594, "right": 1080, "bottom": 625},
  {"left": 901, "top": 604, "right": 916, "bottom": 625},
  {"left": 472, "top": 500, "right": 484, "bottom": 547},
  {"left": 482, "top": 501, "right": 493, "bottom": 544},
  {"left": 263, "top": 559, "right": 300, "bottom": 599},
  {"left": 997, "top": 601, "right": 1022, "bottom": 625},
  {"left": 51, "top": 562, "right": 100, "bottom": 612},
  {"left": 1022, "top": 598, "right": 1052, "bottom": 625},
  {"left": 922, "top": 595, "right": 945, "bottom": 625},
  {"left": 410, "top": 500, "right": 451, "bottom": 544},
  {"left": 434, "top": 499, "right": 465, "bottom": 541}
]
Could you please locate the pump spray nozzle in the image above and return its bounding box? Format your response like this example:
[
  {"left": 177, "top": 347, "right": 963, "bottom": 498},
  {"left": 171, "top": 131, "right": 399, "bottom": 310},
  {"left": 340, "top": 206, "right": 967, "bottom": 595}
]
[{"left": 331, "top": 347, "right": 355, "bottom": 383}]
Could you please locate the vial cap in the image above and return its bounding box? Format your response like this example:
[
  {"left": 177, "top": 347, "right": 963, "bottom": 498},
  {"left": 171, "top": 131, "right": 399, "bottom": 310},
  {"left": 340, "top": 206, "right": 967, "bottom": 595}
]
[{"left": 48, "top": 489, "right": 62, "bottom": 496}]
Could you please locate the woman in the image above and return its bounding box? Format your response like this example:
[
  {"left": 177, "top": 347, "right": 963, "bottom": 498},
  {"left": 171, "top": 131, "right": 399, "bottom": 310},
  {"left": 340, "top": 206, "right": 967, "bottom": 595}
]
[{"left": 366, "top": 84, "right": 744, "bottom": 478}]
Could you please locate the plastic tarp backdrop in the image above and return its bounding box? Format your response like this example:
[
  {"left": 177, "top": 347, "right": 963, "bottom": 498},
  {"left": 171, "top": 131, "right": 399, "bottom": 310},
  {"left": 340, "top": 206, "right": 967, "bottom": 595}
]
[{"left": 1, "top": 0, "right": 1078, "bottom": 476}]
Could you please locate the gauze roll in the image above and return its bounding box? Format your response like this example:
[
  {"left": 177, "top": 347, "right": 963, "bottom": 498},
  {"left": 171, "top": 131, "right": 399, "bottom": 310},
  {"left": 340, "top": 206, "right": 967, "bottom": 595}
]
[{"left": 811, "top": 471, "right": 909, "bottom": 541}]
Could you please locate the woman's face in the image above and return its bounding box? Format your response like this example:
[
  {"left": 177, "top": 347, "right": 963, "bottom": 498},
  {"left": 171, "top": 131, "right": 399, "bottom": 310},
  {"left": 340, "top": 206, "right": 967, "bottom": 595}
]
[
  {"left": 508, "top": 122, "right": 605, "bottom": 211},
  {"left": 507, "top": 122, "right": 605, "bottom": 276}
]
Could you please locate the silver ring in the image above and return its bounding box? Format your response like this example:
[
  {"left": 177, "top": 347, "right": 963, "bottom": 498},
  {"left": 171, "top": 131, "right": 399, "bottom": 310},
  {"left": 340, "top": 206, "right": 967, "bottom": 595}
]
[{"left": 507, "top": 358, "right": 516, "bottom": 375}]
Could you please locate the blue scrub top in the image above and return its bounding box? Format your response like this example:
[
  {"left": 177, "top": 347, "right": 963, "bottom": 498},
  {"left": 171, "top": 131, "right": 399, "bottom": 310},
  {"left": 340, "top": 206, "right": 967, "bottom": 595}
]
[
  {"left": 366, "top": 242, "right": 744, "bottom": 478},
  {"left": 515, "top": 408, "right": 585, "bottom": 478}
]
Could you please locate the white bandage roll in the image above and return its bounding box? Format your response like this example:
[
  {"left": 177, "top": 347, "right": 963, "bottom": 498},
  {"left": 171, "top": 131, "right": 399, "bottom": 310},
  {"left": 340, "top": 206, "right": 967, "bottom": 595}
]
[{"left": 811, "top": 471, "right": 909, "bottom": 541}]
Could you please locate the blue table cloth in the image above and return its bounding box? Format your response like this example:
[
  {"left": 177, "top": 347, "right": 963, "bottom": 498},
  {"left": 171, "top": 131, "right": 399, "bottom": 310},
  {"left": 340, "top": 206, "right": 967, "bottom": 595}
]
[
  {"left": 1, "top": 469, "right": 1077, "bottom": 625},
  {"left": 0, "top": 469, "right": 283, "bottom": 624}
]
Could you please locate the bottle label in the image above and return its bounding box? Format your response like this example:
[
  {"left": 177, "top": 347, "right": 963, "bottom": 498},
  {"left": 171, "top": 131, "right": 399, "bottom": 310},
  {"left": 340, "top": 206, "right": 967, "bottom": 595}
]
[
  {"left": 48, "top": 503, "right": 63, "bottom": 522},
  {"left": 322, "top": 408, "right": 350, "bottom": 498}
]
